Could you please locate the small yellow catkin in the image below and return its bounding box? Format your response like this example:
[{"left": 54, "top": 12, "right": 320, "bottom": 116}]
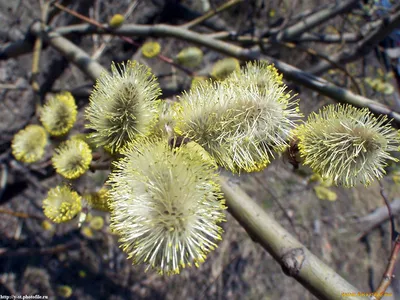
[
  {"left": 84, "top": 187, "right": 111, "bottom": 212},
  {"left": 109, "top": 14, "right": 125, "bottom": 28},
  {"left": 141, "top": 41, "right": 161, "bottom": 58},
  {"left": 43, "top": 185, "right": 82, "bottom": 224},
  {"left": 40, "top": 91, "right": 77, "bottom": 137},
  {"left": 52, "top": 139, "right": 92, "bottom": 180},
  {"left": 57, "top": 285, "right": 73, "bottom": 298},
  {"left": 12, "top": 125, "right": 47, "bottom": 163}
]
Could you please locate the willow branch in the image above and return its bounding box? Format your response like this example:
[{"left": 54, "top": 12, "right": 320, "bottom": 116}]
[
  {"left": 0, "top": 240, "right": 81, "bottom": 257},
  {"left": 30, "top": 22, "right": 105, "bottom": 81},
  {"left": 180, "top": 0, "right": 243, "bottom": 29},
  {"left": 373, "top": 235, "right": 400, "bottom": 299},
  {"left": 308, "top": 8, "right": 400, "bottom": 75},
  {"left": 209, "top": 31, "right": 361, "bottom": 44},
  {"left": 292, "top": 32, "right": 361, "bottom": 43},
  {"left": 29, "top": 23, "right": 397, "bottom": 124},
  {"left": 0, "top": 208, "right": 45, "bottom": 221},
  {"left": 262, "top": 55, "right": 400, "bottom": 124},
  {"left": 220, "top": 175, "right": 367, "bottom": 300},
  {"left": 266, "top": 0, "right": 359, "bottom": 41},
  {"left": 356, "top": 199, "right": 400, "bottom": 241}
]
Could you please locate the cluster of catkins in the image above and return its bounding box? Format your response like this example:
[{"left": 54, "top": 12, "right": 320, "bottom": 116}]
[{"left": 11, "top": 59, "right": 400, "bottom": 275}]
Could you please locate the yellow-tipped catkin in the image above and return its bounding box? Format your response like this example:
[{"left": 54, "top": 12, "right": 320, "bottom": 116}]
[
  {"left": 57, "top": 285, "right": 73, "bottom": 298},
  {"left": 84, "top": 187, "right": 111, "bottom": 212},
  {"left": 176, "top": 47, "right": 203, "bottom": 68},
  {"left": 211, "top": 57, "right": 240, "bottom": 80},
  {"left": 141, "top": 41, "right": 161, "bottom": 58},
  {"left": 295, "top": 104, "right": 400, "bottom": 187},
  {"left": 89, "top": 216, "right": 104, "bottom": 230},
  {"left": 40, "top": 91, "right": 77, "bottom": 136},
  {"left": 52, "top": 139, "right": 92, "bottom": 180},
  {"left": 85, "top": 61, "right": 161, "bottom": 153},
  {"left": 43, "top": 185, "right": 82, "bottom": 223},
  {"left": 227, "top": 60, "right": 284, "bottom": 90},
  {"left": 175, "top": 61, "right": 300, "bottom": 173},
  {"left": 12, "top": 125, "right": 47, "bottom": 163},
  {"left": 109, "top": 14, "right": 125, "bottom": 28},
  {"left": 108, "top": 138, "right": 226, "bottom": 275}
]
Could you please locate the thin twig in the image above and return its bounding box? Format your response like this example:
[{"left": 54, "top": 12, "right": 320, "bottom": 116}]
[
  {"left": 0, "top": 83, "right": 28, "bottom": 90},
  {"left": 53, "top": 1, "right": 194, "bottom": 76},
  {"left": 91, "top": 0, "right": 139, "bottom": 60},
  {"left": 54, "top": 2, "right": 104, "bottom": 28},
  {"left": 356, "top": 199, "right": 400, "bottom": 241},
  {"left": 270, "top": 41, "right": 363, "bottom": 95},
  {"left": 0, "top": 208, "right": 45, "bottom": 221},
  {"left": 373, "top": 235, "right": 400, "bottom": 300},
  {"left": 181, "top": 0, "right": 243, "bottom": 29},
  {"left": 43, "top": 23, "right": 400, "bottom": 124},
  {"left": 369, "top": 182, "right": 400, "bottom": 300},
  {"left": 0, "top": 164, "right": 8, "bottom": 202},
  {"left": 31, "top": 0, "right": 50, "bottom": 93},
  {"left": 269, "top": 0, "right": 359, "bottom": 41},
  {"left": 379, "top": 181, "right": 396, "bottom": 243},
  {"left": 0, "top": 240, "right": 82, "bottom": 257},
  {"left": 308, "top": 8, "right": 400, "bottom": 75}
]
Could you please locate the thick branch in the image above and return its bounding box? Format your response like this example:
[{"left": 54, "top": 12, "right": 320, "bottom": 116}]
[{"left": 220, "top": 176, "right": 367, "bottom": 300}]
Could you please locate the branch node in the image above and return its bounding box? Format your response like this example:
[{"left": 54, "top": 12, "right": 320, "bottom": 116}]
[{"left": 280, "top": 247, "right": 306, "bottom": 277}]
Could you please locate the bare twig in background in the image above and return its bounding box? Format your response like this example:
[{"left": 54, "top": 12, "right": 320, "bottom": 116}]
[
  {"left": 373, "top": 235, "right": 400, "bottom": 300},
  {"left": 208, "top": 31, "right": 361, "bottom": 44},
  {"left": 253, "top": 176, "right": 300, "bottom": 240},
  {"left": 0, "top": 164, "right": 8, "bottom": 201},
  {"left": 0, "top": 240, "right": 81, "bottom": 257},
  {"left": 90, "top": 0, "right": 139, "bottom": 60},
  {"left": 379, "top": 182, "right": 397, "bottom": 244},
  {"left": 30, "top": 22, "right": 105, "bottom": 80},
  {"left": 181, "top": 0, "right": 243, "bottom": 29},
  {"left": 273, "top": 41, "right": 362, "bottom": 95},
  {"left": 0, "top": 208, "right": 44, "bottom": 221},
  {"left": 266, "top": 0, "right": 359, "bottom": 41},
  {"left": 30, "top": 0, "right": 50, "bottom": 94},
  {"left": 53, "top": 1, "right": 195, "bottom": 76},
  {"left": 356, "top": 199, "right": 400, "bottom": 241},
  {"left": 308, "top": 8, "right": 400, "bottom": 75},
  {"left": 47, "top": 23, "right": 400, "bottom": 124}
]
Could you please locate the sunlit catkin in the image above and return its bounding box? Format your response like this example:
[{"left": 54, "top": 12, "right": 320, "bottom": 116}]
[
  {"left": 108, "top": 138, "right": 226, "bottom": 275},
  {"left": 12, "top": 125, "right": 47, "bottom": 163},
  {"left": 295, "top": 104, "right": 400, "bottom": 187},
  {"left": 52, "top": 139, "right": 92, "bottom": 180},
  {"left": 43, "top": 185, "right": 82, "bottom": 223},
  {"left": 40, "top": 91, "right": 77, "bottom": 136},
  {"left": 85, "top": 61, "right": 161, "bottom": 153},
  {"left": 175, "top": 62, "right": 300, "bottom": 173}
]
